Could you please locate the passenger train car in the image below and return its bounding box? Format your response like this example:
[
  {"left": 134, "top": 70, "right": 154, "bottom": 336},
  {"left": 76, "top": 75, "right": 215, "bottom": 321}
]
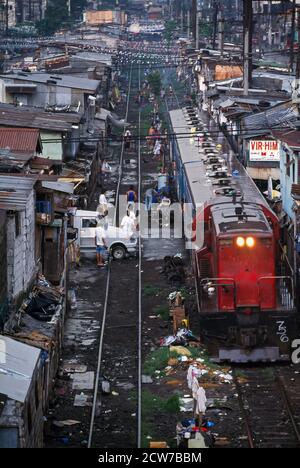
[{"left": 169, "top": 108, "right": 297, "bottom": 362}]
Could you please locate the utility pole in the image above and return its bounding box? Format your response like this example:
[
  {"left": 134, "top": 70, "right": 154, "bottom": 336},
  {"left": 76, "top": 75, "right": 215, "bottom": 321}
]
[
  {"left": 243, "top": 0, "right": 253, "bottom": 96},
  {"left": 290, "top": 0, "right": 296, "bottom": 73},
  {"left": 218, "top": 9, "right": 224, "bottom": 58},
  {"left": 191, "top": 0, "right": 197, "bottom": 42},
  {"left": 187, "top": 9, "right": 190, "bottom": 39},
  {"left": 212, "top": 1, "right": 219, "bottom": 50},
  {"left": 196, "top": 10, "right": 201, "bottom": 51},
  {"left": 296, "top": 7, "right": 300, "bottom": 82},
  {"left": 268, "top": 1, "right": 272, "bottom": 47},
  {"left": 5, "top": 0, "right": 8, "bottom": 36},
  {"left": 181, "top": 8, "right": 184, "bottom": 36}
]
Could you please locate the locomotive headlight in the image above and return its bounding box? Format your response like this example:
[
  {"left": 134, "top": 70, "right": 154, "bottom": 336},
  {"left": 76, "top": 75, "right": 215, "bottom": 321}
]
[
  {"left": 246, "top": 237, "right": 255, "bottom": 248},
  {"left": 236, "top": 237, "right": 245, "bottom": 248}
]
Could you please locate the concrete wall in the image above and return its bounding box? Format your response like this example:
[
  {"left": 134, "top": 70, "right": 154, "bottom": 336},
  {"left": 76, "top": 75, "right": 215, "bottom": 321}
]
[
  {"left": 1, "top": 79, "right": 87, "bottom": 110},
  {"left": 6, "top": 190, "right": 36, "bottom": 303},
  {"left": 40, "top": 131, "right": 63, "bottom": 161},
  {"left": 0, "top": 357, "right": 44, "bottom": 448},
  {"left": 280, "top": 148, "right": 299, "bottom": 220}
]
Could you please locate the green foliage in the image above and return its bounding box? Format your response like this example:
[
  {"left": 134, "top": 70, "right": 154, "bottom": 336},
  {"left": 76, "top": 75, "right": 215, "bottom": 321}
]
[
  {"left": 154, "top": 306, "right": 169, "bottom": 321},
  {"left": 36, "top": 0, "right": 87, "bottom": 35},
  {"left": 142, "top": 390, "right": 180, "bottom": 415},
  {"left": 148, "top": 72, "right": 162, "bottom": 97},
  {"left": 164, "top": 20, "right": 177, "bottom": 44},
  {"left": 36, "top": 0, "right": 68, "bottom": 35},
  {"left": 143, "top": 284, "right": 161, "bottom": 296},
  {"left": 144, "top": 348, "right": 171, "bottom": 376}
]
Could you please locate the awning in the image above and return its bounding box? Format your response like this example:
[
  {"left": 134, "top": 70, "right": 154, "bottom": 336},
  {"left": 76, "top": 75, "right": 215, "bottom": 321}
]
[{"left": 41, "top": 181, "right": 74, "bottom": 194}]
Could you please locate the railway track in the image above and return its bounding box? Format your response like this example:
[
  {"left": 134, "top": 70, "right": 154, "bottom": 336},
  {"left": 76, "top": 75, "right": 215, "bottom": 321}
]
[
  {"left": 233, "top": 367, "right": 300, "bottom": 448},
  {"left": 87, "top": 64, "right": 143, "bottom": 448}
]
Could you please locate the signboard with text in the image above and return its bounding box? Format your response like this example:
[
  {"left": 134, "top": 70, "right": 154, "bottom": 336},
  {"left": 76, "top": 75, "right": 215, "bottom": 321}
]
[{"left": 249, "top": 140, "right": 281, "bottom": 162}]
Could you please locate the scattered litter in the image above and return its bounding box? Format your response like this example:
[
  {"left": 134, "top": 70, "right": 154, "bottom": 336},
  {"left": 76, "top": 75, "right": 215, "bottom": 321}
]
[
  {"left": 53, "top": 420, "right": 81, "bottom": 428},
  {"left": 142, "top": 375, "right": 153, "bottom": 384},
  {"left": 111, "top": 391, "right": 119, "bottom": 396},
  {"left": 74, "top": 393, "right": 90, "bottom": 407},
  {"left": 116, "top": 382, "right": 135, "bottom": 391},
  {"left": 168, "top": 358, "right": 179, "bottom": 366},
  {"left": 63, "top": 363, "right": 87, "bottom": 374},
  {"left": 81, "top": 339, "right": 96, "bottom": 346},
  {"left": 101, "top": 380, "right": 111, "bottom": 395},
  {"left": 179, "top": 397, "right": 194, "bottom": 412},
  {"left": 72, "top": 372, "right": 95, "bottom": 390},
  {"left": 215, "top": 437, "right": 231, "bottom": 447},
  {"left": 169, "top": 346, "right": 192, "bottom": 357},
  {"left": 166, "top": 379, "right": 183, "bottom": 386}
]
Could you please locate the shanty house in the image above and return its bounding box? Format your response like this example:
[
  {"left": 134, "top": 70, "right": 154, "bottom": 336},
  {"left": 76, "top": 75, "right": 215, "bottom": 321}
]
[
  {"left": 0, "top": 176, "right": 36, "bottom": 317},
  {"left": 0, "top": 335, "right": 43, "bottom": 448}
]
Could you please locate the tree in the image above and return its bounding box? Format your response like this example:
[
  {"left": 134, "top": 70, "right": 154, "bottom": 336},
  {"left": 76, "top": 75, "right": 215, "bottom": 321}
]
[
  {"left": 163, "top": 20, "right": 177, "bottom": 45},
  {"left": 148, "top": 72, "right": 162, "bottom": 97},
  {"left": 36, "top": 0, "right": 87, "bottom": 35},
  {"left": 36, "top": 0, "right": 69, "bottom": 35}
]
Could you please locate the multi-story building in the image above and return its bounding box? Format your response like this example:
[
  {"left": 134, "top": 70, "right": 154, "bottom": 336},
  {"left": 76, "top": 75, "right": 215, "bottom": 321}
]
[
  {"left": 0, "top": 0, "right": 17, "bottom": 32},
  {"left": 15, "top": 0, "right": 47, "bottom": 23}
]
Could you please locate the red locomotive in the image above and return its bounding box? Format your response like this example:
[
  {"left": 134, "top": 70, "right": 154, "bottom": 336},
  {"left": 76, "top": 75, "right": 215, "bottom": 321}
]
[{"left": 170, "top": 107, "right": 297, "bottom": 362}]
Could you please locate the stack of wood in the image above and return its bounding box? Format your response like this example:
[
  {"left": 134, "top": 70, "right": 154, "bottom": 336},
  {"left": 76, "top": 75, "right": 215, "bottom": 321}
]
[{"left": 169, "top": 292, "right": 189, "bottom": 334}]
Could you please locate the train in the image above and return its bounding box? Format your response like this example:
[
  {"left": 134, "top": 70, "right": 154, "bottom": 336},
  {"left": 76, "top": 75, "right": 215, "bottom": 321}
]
[{"left": 169, "top": 107, "right": 298, "bottom": 363}]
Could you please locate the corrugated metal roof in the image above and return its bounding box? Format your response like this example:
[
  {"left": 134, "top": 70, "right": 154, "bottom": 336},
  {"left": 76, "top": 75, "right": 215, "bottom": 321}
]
[
  {"left": 0, "top": 103, "right": 82, "bottom": 132},
  {"left": 0, "top": 175, "right": 35, "bottom": 211},
  {"left": 241, "top": 101, "right": 299, "bottom": 135},
  {"left": 0, "top": 128, "right": 40, "bottom": 153},
  {"left": 0, "top": 71, "right": 100, "bottom": 92},
  {"left": 0, "top": 335, "right": 40, "bottom": 403},
  {"left": 272, "top": 130, "right": 300, "bottom": 149},
  {"left": 41, "top": 181, "right": 74, "bottom": 194}
]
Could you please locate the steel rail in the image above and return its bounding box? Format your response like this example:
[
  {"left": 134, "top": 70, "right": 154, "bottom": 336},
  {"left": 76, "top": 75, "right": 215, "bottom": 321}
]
[
  {"left": 233, "top": 370, "right": 255, "bottom": 449},
  {"left": 137, "top": 62, "right": 143, "bottom": 449},
  {"left": 87, "top": 64, "right": 133, "bottom": 449},
  {"left": 275, "top": 370, "right": 300, "bottom": 447}
]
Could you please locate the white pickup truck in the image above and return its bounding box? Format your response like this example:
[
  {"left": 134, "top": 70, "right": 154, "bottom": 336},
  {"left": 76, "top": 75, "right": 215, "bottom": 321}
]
[{"left": 71, "top": 210, "right": 138, "bottom": 260}]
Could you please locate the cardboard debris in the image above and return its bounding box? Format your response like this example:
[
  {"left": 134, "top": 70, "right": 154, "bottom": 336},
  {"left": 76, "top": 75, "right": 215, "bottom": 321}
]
[
  {"left": 150, "top": 442, "right": 168, "bottom": 448},
  {"left": 168, "top": 358, "right": 179, "bottom": 366},
  {"left": 72, "top": 371, "right": 95, "bottom": 390},
  {"left": 166, "top": 379, "right": 183, "bottom": 386}
]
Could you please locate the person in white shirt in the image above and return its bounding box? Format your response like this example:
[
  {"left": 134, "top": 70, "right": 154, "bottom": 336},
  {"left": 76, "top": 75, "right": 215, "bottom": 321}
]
[
  {"left": 95, "top": 223, "right": 108, "bottom": 267},
  {"left": 98, "top": 190, "right": 108, "bottom": 216},
  {"left": 121, "top": 211, "right": 135, "bottom": 238}
]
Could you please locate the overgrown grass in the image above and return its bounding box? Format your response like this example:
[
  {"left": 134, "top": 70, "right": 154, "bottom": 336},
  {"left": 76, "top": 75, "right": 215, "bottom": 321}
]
[
  {"left": 142, "top": 389, "right": 180, "bottom": 416},
  {"left": 143, "top": 347, "right": 172, "bottom": 376},
  {"left": 143, "top": 284, "right": 162, "bottom": 296},
  {"left": 154, "top": 306, "right": 169, "bottom": 321}
]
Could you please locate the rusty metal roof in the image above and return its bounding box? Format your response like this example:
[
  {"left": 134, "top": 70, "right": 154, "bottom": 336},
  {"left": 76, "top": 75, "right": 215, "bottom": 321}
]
[
  {"left": 272, "top": 130, "right": 300, "bottom": 150},
  {"left": 0, "top": 103, "right": 82, "bottom": 132},
  {"left": 0, "top": 128, "right": 41, "bottom": 154}
]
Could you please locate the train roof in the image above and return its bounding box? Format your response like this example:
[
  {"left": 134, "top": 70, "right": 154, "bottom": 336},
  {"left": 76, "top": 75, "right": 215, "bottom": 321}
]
[
  {"left": 169, "top": 109, "right": 271, "bottom": 211},
  {"left": 211, "top": 203, "right": 273, "bottom": 236}
]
